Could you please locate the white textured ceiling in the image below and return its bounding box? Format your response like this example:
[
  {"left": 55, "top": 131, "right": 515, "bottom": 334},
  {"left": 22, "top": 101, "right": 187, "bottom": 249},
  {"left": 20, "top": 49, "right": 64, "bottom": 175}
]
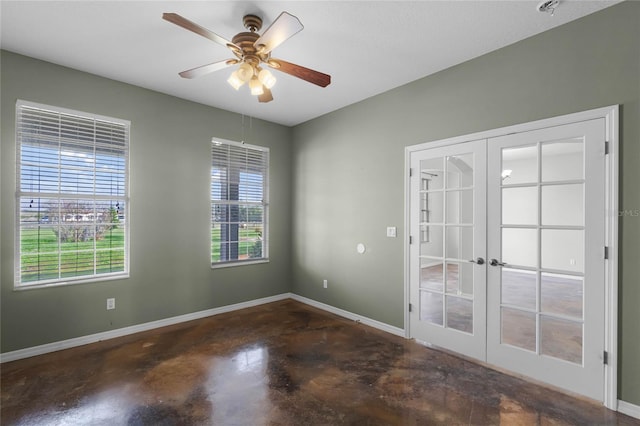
[{"left": 0, "top": 1, "right": 621, "bottom": 126}]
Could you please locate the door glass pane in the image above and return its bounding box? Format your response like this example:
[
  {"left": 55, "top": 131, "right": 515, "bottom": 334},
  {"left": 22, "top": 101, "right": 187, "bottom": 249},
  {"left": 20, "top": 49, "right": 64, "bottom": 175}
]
[
  {"left": 541, "top": 273, "right": 583, "bottom": 319},
  {"left": 421, "top": 191, "right": 443, "bottom": 224},
  {"left": 541, "top": 229, "right": 584, "bottom": 273},
  {"left": 502, "top": 145, "right": 537, "bottom": 185},
  {"left": 501, "top": 268, "right": 536, "bottom": 310},
  {"left": 420, "top": 225, "right": 443, "bottom": 258},
  {"left": 446, "top": 189, "right": 473, "bottom": 224},
  {"left": 541, "top": 140, "right": 583, "bottom": 182},
  {"left": 445, "top": 226, "right": 473, "bottom": 260},
  {"left": 447, "top": 296, "right": 473, "bottom": 334},
  {"left": 541, "top": 184, "right": 584, "bottom": 226},
  {"left": 502, "top": 228, "right": 537, "bottom": 268},
  {"left": 502, "top": 186, "right": 538, "bottom": 225},
  {"left": 501, "top": 307, "right": 536, "bottom": 352},
  {"left": 446, "top": 261, "right": 473, "bottom": 296},
  {"left": 421, "top": 158, "right": 444, "bottom": 190},
  {"left": 420, "top": 291, "right": 443, "bottom": 326},
  {"left": 420, "top": 261, "right": 443, "bottom": 292},
  {"left": 540, "top": 316, "right": 582, "bottom": 365},
  {"left": 446, "top": 153, "right": 473, "bottom": 189}
]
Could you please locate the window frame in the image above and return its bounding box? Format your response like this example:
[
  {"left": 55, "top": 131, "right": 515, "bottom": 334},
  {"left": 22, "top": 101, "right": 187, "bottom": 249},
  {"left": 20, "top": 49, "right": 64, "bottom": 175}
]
[
  {"left": 210, "top": 138, "right": 269, "bottom": 268},
  {"left": 14, "top": 100, "right": 130, "bottom": 289}
]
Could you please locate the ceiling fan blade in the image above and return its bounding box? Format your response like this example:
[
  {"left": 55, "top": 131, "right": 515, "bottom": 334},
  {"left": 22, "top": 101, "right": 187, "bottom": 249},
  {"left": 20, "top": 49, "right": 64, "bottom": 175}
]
[
  {"left": 258, "top": 87, "right": 274, "bottom": 103},
  {"left": 254, "top": 12, "right": 303, "bottom": 55},
  {"left": 268, "top": 59, "right": 331, "bottom": 87},
  {"left": 178, "top": 59, "right": 238, "bottom": 79},
  {"left": 163, "top": 13, "right": 240, "bottom": 53}
]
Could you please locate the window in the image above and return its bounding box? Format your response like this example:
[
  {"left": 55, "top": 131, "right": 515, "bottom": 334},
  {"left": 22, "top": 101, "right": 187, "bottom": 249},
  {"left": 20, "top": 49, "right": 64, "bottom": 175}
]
[
  {"left": 211, "top": 139, "right": 268, "bottom": 266},
  {"left": 15, "top": 100, "right": 129, "bottom": 288}
]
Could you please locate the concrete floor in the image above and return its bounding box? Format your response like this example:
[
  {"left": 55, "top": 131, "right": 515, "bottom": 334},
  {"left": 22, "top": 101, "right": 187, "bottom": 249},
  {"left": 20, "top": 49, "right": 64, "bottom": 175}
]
[{"left": 1, "top": 299, "right": 637, "bottom": 425}]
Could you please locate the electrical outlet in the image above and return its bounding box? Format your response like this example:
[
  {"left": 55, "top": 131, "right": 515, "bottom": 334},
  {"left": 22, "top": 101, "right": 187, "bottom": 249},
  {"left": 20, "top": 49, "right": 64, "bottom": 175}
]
[
  {"left": 386, "top": 226, "right": 397, "bottom": 238},
  {"left": 106, "top": 298, "right": 115, "bottom": 310},
  {"left": 323, "top": 279, "right": 328, "bottom": 289}
]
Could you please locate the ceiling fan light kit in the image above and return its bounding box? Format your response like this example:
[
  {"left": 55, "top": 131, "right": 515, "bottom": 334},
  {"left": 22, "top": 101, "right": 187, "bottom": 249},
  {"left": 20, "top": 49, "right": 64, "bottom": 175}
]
[
  {"left": 226, "top": 71, "right": 244, "bottom": 90},
  {"left": 236, "top": 62, "right": 254, "bottom": 82},
  {"left": 163, "top": 11, "right": 331, "bottom": 103},
  {"left": 258, "top": 68, "right": 277, "bottom": 89},
  {"left": 249, "top": 76, "right": 264, "bottom": 96}
]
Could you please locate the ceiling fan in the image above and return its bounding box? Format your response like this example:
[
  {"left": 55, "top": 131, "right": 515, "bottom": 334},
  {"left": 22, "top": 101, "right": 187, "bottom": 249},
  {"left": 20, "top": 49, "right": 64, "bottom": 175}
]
[{"left": 163, "top": 11, "right": 331, "bottom": 103}]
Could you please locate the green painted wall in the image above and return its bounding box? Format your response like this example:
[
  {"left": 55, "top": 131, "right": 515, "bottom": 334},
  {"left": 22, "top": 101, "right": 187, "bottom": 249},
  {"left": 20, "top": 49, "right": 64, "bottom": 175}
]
[
  {"left": 291, "top": 2, "right": 640, "bottom": 404},
  {"left": 1, "top": 51, "right": 293, "bottom": 353}
]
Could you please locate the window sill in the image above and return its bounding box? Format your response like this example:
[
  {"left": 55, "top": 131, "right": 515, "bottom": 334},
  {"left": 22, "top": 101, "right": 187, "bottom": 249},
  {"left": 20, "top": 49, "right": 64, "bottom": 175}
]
[
  {"left": 14, "top": 273, "right": 129, "bottom": 291},
  {"left": 211, "top": 259, "right": 269, "bottom": 269}
]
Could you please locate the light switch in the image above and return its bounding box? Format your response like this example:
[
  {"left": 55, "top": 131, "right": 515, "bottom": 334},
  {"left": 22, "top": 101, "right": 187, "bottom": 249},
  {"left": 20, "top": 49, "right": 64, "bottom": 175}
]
[{"left": 386, "top": 226, "right": 397, "bottom": 238}]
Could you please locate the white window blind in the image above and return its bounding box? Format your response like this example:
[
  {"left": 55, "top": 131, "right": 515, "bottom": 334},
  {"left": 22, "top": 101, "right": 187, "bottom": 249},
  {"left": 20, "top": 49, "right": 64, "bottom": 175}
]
[
  {"left": 211, "top": 139, "right": 268, "bottom": 265},
  {"left": 15, "top": 100, "right": 130, "bottom": 287}
]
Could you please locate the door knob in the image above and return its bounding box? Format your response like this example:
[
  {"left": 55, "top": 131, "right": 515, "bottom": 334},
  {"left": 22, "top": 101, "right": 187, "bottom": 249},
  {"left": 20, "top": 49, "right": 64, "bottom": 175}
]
[
  {"left": 469, "top": 257, "right": 485, "bottom": 265},
  {"left": 490, "top": 258, "right": 506, "bottom": 267}
]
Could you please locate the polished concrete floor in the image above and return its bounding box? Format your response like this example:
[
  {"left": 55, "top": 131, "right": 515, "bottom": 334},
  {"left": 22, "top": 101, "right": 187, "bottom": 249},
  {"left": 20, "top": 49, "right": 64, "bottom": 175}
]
[{"left": 1, "top": 300, "right": 637, "bottom": 425}]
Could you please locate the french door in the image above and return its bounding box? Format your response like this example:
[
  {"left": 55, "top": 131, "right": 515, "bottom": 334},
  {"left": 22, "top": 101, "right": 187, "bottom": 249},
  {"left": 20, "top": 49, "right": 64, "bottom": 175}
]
[
  {"left": 409, "top": 140, "right": 486, "bottom": 360},
  {"left": 486, "top": 119, "right": 606, "bottom": 401},
  {"left": 408, "top": 117, "right": 609, "bottom": 402}
]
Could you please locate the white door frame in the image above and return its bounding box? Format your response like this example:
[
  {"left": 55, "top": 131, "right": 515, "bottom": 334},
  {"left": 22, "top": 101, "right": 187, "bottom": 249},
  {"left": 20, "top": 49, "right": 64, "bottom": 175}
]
[{"left": 404, "top": 105, "right": 618, "bottom": 409}]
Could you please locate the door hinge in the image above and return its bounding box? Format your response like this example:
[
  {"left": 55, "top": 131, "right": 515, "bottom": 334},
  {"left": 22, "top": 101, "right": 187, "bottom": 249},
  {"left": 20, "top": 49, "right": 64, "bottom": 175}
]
[
  {"left": 603, "top": 350, "right": 609, "bottom": 365},
  {"left": 604, "top": 246, "right": 609, "bottom": 260},
  {"left": 409, "top": 168, "right": 413, "bottom": 177},
  {"left": 409, "top": 236, "right": 413, "bottom": 244},
  {"left": 409, "top": 303, "right": 413, "bottom": 312},
  {"left": 605, "top": 141, "right": 610, "bottom": 155}
]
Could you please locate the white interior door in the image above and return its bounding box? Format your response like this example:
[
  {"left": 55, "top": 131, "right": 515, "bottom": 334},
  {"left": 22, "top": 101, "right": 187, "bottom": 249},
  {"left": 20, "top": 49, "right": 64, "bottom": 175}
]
[
  {"left": 486, "top": 119, "right": 606, "bottom": 401},
  {"left": 407, "top": 116, "right": 610, "bottom": 402},
  {"left": 409, "top": 140, "right": 487, "bottom": 361}
]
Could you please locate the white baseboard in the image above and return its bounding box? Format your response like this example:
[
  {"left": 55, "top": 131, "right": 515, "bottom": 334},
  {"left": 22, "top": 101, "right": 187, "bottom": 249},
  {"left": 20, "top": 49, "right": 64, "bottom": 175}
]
[
  {"left": 0, "top": 293, "right": 291, "bottom": 363},
  {"left": 290, "top": 293, "right": 405, "bottom": 337},
  {"left": 618, "top": 400, "right": 640, "bottom": 419},
  {"left": 1, "top": 292, "right": 404, "bottom": 363}
]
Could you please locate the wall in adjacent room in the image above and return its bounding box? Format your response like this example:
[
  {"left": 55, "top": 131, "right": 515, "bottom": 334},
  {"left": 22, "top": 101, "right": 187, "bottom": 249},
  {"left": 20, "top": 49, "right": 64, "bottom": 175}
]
[
  {"left": 1, "top": 51, "right": 293, "bottom": 353},
  {"left": 291, "top": 2, "right": 640, "bottom": 404}
]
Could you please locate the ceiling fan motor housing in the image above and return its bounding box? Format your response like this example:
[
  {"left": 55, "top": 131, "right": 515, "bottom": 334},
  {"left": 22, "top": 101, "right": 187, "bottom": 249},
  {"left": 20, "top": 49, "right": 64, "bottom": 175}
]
[
  {"left": 232, "top": 32, "right": 261, "bottom": 64},
  {"left": 232, "top": 16, "right": 271, "bottom": 68}
]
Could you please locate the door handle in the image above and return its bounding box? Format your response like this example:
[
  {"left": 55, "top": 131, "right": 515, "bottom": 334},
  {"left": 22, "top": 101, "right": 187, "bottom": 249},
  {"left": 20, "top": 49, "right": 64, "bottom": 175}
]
[
  {"left": 469, "top": 257, "right": 485, "bottom": 265},
  {"left": 490, "top": 258, "right": 506, "bottom": 267}
]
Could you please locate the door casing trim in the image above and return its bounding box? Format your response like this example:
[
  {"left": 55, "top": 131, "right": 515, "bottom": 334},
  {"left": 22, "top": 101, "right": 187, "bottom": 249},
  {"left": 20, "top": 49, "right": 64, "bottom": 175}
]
[{"left": 403, "top": 105, "right": 619, "bottom": 409}]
